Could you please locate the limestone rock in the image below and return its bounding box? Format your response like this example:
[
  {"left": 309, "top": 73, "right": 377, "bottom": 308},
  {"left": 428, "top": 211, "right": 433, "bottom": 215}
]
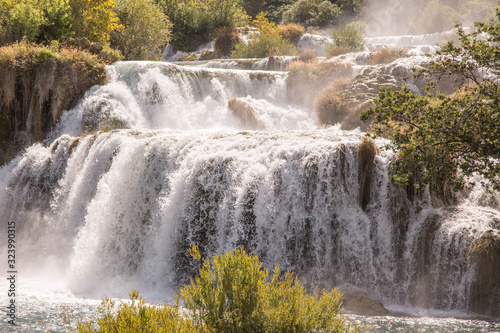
[{"left": 341, "top": 288, "right": 391, "bottom": 316}]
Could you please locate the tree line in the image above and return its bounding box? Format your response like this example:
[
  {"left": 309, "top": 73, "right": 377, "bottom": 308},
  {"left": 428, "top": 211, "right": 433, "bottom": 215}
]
[{"left": 0, "top": 0, "right": 365, "bottom": 59}]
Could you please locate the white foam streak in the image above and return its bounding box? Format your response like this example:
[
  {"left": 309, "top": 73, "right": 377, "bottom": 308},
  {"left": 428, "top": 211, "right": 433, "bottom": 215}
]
[{"left": 51, "top": 62, "right": 313, "bottom": 139}]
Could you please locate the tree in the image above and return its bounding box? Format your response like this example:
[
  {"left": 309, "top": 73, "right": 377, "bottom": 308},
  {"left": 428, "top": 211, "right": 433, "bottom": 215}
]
[
  {"left": 243, "top": 0, "right": 267, "bottom": 18},
  {"left": 232, "top": 12, "right": 296, "bottom": 58},
  {"left": 333, "top": 0, "right": 364, "bottom": 17},
  {"left": 112, "top": 0, "right": 172, "bottom": 60},
  {"left": 70, "top": 0, "right": 120, "bottom": 43},
  {"left": 37, "top": 0, "right": 74, "bottom": 43},
  {"left": 0, "top": 0, "right": 43, "bottom": 44},
  {"left": 361, "top": 7, "right": 500, "bottom": 191},
  {"left": 282, "top": 0, "right": 341, "bottom": 28},
  {"left": 155, "top": 0, "right": 248, "bottom": 51}
]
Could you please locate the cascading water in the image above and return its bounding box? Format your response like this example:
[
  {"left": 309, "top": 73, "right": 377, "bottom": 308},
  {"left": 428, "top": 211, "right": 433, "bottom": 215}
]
[{"left": 1, "top": 59, "right": 499, "bottom": 331}]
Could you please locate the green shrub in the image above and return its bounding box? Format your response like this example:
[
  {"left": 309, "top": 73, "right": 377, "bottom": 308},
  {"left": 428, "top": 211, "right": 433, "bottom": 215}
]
[
  {"left": 111, "top": 0, "right": 172, "bottom": 60},
  {"left": 360, "top": 9, "right": 500, "bottom": 191},
  {"left": 232, "top": 13, "right": 296, "bottom": 58},
  {"left": 232, "top": 33, "right": 297, "bottom": 58},
  {"left": 282, "top": 0, "right": 340, "bottom": 28},
  {"left": 263, "top": 0, "right": 295, "bottom": 23},
  {"left": 76, "top": 246, "right": 362, "bottom": 332},
  {"left": 337, "top": 0, "right": 364, "bottom": 16},
  {"left": 242, "top": 0, "right": 267, "bottom": 18},
  {"left": 278, "top": 22, "right": 305, "bottom": 45},
  {"left": 165, "top": 4, "right": 214, "bottom": 51},
  {"left": 97, "top": 44, "right": 122, "bottom": 63},
  {"left": 1, "top": 0, "right": 43, "bottom": 44},
  {"left": 33, "top": 47, "right": 60, "bottom": 63},
  {"left": 330, "top": 22, "right": 365, "bottom": 52}
]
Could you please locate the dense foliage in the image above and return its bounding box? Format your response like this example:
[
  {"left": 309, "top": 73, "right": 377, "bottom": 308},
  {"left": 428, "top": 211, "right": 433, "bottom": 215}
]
[
  {"left": 70, "top": 0, "right": 121, "bottom": 43},
  {"left": 156, "top": 0, "right": 248, "bottom": 51},
  {"left": 0, "top": 0, "right": 168, "bottom": 57},
  {"left": 330, "top": 22, "right": 365, "bottom": 51},
  {"left": 334, "top": 0, "right": 364, "bottom": 16},
  {"left": 232, "top": 13, "right": 296, "bottom": 58},
  {"left": 282, "top": 0, "right": 341, "bottom": 28},
  {"left": 361, "top": 8, "right": 500, "bottom": 191},
  {"left": 112, "top": 0, "right": 172, "bottom": 60},
  {"left": 263, "top": 0, "right": 295, "bottom": 23},
  {"left": 76, "top": 246, "right": 361, "bottom": 333}
]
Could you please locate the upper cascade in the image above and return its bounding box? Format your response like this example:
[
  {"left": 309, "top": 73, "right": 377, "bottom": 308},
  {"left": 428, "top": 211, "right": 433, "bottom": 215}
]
[
  {"left": 365, "top": 29, "right": 458, "bottom": 48},
  {"left": 50, "top": 61, "right": 316, "bottom": 141}
]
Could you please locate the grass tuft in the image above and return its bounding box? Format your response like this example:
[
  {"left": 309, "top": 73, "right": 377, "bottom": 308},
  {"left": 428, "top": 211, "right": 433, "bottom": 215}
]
[{"left": 368, "top": 47, "right": 408, "bottom": 65}]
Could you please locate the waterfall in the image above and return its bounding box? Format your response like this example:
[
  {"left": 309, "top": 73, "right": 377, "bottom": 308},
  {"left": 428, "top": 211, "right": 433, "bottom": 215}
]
[{"left": 1, "top": 61, "right": 499, "bottom": 316}]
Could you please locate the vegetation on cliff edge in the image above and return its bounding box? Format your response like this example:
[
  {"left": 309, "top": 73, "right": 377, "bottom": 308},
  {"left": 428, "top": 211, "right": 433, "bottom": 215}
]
[
  {"left": 0, "top": 41, "right": 107, "bottom": 164},
  {"left": 361, "top": 7, "right": 500, "bottom": 192}
]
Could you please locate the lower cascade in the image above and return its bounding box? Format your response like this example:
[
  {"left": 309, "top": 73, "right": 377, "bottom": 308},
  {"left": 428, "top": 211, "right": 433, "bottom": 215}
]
[{"left": 1, "top": 61, "right": 499, "bottom": 319}]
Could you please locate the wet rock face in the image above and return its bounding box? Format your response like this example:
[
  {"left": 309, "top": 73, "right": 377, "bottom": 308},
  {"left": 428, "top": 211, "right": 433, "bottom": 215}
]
[
  {"left": 340, "top": 288, "right": 391, "bottom": 316},
  {"left": 228, "top": 97, "right": 258, "bottom": 129},
  {"left": 467, "top": 229, "right": 500, "bottom": 318},
  {"left": 0, "top": 50, "right": 107, "bottom": 165},
  {"left": 324, "top": 55, "right": 466, "bottom": 131},
  {"left": 347, "top": 56, "right": 465, "bottom": 103},
  {"left": 297, "top": 33, "right": 334, "bottom": 57}
]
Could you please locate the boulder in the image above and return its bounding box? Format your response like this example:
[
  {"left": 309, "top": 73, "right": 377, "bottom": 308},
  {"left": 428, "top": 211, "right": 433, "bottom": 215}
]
[{"left": 340, "top": 288, "right": 391, "bottom": 316}]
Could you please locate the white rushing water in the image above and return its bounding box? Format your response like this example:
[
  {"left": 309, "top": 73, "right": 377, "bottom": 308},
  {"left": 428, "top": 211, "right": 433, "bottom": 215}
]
[{"left": 1, "top": 60, "right": 500, "bottom": 332}]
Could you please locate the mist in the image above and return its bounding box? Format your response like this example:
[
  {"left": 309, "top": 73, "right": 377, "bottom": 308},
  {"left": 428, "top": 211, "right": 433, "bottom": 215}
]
[{"left": 361, "top": 0, "right": 498, "bottom": 37}]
